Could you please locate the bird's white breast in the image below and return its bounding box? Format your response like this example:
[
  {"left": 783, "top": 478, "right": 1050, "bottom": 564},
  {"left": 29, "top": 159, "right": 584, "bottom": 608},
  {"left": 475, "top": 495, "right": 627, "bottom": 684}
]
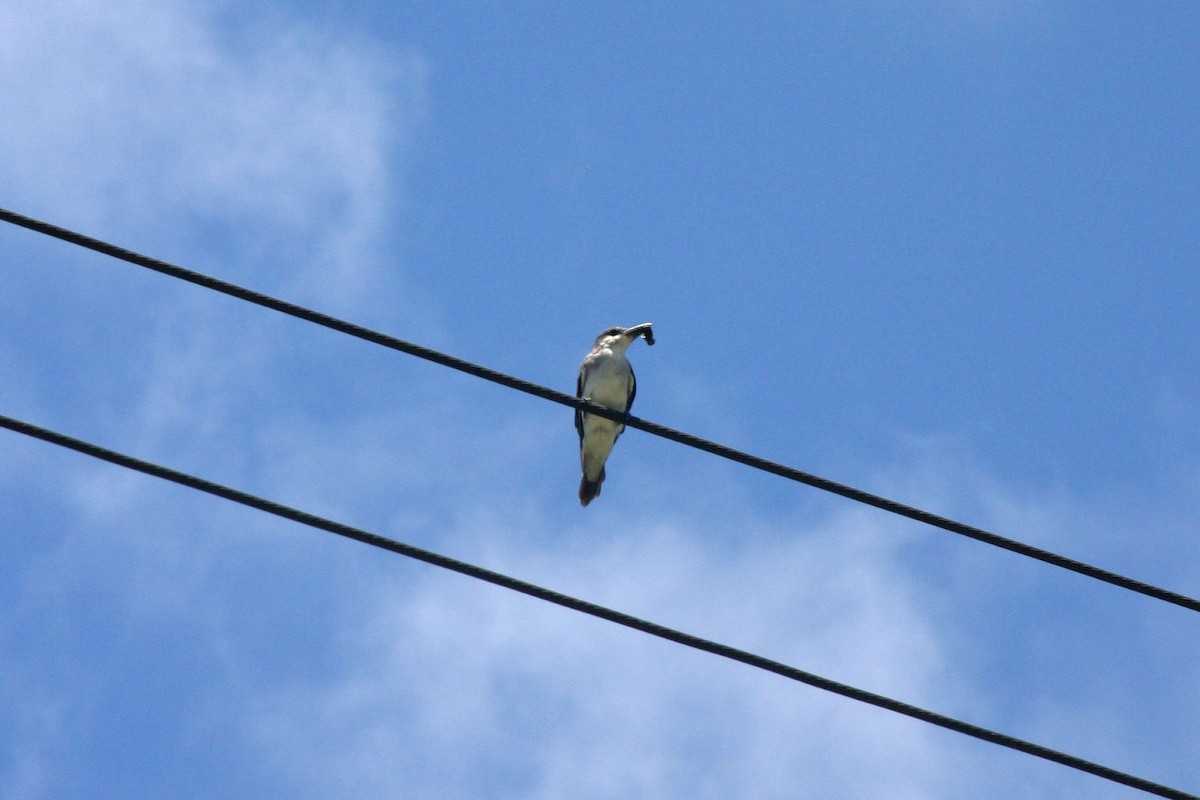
[{"left": 581, "top": 351, "right": 633, "bottom": 411}]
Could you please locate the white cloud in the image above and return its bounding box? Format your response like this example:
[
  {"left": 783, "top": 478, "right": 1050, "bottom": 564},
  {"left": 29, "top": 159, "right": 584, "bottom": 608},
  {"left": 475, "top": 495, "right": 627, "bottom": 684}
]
[
  {"left": 245, "top": 510, "right": 955, "bottom": 799},
  {"left": 0, "top": 0, "right": 426, "bottom": 311},
  {"left": 213, "top": 426, "right": 1200, "bottom": 799},
  {"left": 0, "top": 4, "right": 429, "bottom": 795},
  {"left": 0, "top": 0, "right": 435, "bottom": 464}
]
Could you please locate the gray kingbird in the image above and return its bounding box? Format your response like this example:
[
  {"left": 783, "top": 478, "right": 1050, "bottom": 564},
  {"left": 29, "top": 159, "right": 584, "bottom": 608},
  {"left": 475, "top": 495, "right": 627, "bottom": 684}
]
[{"left": 576, "top": 322, "right": 654, "bottom": 506}]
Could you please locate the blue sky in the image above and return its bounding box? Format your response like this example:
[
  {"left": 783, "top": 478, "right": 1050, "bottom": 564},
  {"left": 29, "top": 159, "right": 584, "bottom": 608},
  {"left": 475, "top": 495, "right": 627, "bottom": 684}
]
[{"left": 1, "top": 2, "right": 1198, "bottom": 798}]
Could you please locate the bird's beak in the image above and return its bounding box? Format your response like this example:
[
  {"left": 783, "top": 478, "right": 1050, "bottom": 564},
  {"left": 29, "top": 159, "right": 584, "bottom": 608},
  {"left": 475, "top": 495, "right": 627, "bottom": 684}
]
[{"left": 624, "top": 322, "right": 655, "bottom": 346}]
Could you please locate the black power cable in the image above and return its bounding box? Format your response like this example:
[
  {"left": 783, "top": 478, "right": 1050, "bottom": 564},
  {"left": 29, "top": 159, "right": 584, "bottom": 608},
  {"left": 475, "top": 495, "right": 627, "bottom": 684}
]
[
  {"left": 0, "top": 413, "right": 1194, "bottom": 800},
  {"left": 1, "top": 206, "right": 1196, "bottom": 615}
]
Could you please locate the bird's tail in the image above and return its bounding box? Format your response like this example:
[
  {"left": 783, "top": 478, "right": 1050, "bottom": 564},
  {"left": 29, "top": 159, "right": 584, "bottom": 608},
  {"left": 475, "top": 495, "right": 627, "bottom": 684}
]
[{"left": 579, "top": 465, "right": 606, "bottom": 507}]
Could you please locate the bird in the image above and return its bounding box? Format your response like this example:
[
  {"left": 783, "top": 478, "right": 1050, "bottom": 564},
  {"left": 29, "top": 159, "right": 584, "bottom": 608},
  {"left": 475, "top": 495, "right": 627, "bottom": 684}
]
[{"left": 576, "top": 322, "right": 654, "bottom": 506}]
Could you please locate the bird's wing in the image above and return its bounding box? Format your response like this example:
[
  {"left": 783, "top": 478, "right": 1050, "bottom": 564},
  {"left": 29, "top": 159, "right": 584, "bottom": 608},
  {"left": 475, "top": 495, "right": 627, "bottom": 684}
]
[
  {"left": 574, "top": 368, "right": 586, "bottom": 444},
  {"left": 612, "top": 366, "right": 635, "bottom": 442}
]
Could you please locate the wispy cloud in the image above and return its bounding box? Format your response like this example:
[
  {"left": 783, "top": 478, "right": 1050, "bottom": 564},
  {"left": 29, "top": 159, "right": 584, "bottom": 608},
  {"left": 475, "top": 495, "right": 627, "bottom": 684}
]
[
  {"left": 0, "top": 3, "right": 428, "bottom": 796},
  {"left": 0, "top": 0, "right": 426, "bottom": 311},
  {"left": 241, "top": 506, "right": 955, "bottom": 799},
  {"left": 217, "top": 417, "right": 1200, "bottom": 798}
]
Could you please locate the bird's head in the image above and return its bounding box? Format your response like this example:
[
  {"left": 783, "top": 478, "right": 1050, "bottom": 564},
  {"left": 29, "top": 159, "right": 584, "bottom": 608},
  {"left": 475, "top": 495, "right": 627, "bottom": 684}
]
[{"left": 593, "top": 323, "right": 655, "bottom": 354}]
